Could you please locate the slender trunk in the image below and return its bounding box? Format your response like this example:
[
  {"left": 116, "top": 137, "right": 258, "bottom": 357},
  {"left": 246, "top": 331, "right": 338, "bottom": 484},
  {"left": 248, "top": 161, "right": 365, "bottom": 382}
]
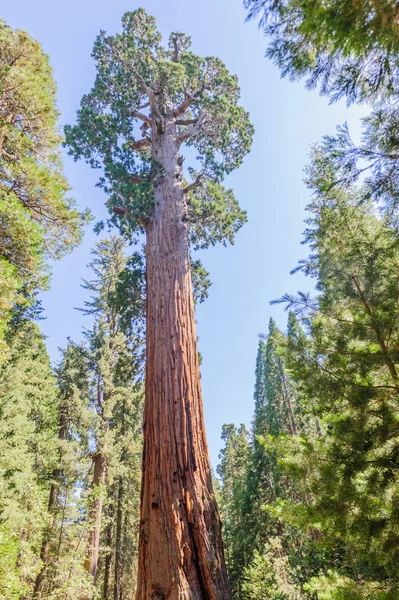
[
  {"left": 33, "top": 406, "right": 67, "bottom": 598},
  {"left": 135, "top": 111, "right": 230, "bottom": 599},
  {"left": 113, "top": 477, "right": 123, "bottom": 600},
  {"left": 282, "top": 373, "right": 297, "bottom": 436},
  {"left": 84, "top": 448, "right": 107, "bottom": 584},
  {"left": 351, "top": 273, "right": 398, "bottom": 384},
  {"left": 103, "top": 506, "right": 114, "bottom": 600}
]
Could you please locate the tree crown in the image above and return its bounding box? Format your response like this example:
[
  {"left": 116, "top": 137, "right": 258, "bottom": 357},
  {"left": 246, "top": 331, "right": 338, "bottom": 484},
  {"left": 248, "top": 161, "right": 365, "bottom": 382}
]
[{"left": 65, "top": 8, "right": 253, "bottom": 248}]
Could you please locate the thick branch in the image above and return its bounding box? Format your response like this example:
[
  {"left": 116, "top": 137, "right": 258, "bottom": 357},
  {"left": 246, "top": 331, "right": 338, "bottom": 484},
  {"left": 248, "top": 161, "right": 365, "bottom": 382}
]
[
  {"left": 176, "top": 118, "right": 198, "bottom": 126},
  {"left": 130, "top": 138, "right": 151, "bottom": 152},
  {"left": 183, "top": 173, "right": 204, "bottom": 194},
  {"left": 112, "top": 205, "right": 148, "bottom": 228},
  {"left": 174, "top": 85, "right": 207, "bottom": 117},
  {"left": 177, "top": 112, "right": 206, "bottom": 146},
  {"left": 132, "top": 111, "right": 152, "bottom": 127}
]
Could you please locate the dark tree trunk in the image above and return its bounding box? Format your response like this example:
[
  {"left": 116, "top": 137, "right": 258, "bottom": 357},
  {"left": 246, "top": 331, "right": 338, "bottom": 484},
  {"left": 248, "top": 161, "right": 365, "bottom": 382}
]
[
  {"left": 113, "top": 477, "right": 123, "bottom": 600},
  {"left": 84, "top": 449, "right": 107, "bottom": 584},
  {"left": 135, "top": 111, "right": 231, "bottom": 599},
  {"left": 103, "top": 506, "right": 114, "bottom": 600},
  {"left": 33, "top": 407, "right": 67, "bottom": 598}
]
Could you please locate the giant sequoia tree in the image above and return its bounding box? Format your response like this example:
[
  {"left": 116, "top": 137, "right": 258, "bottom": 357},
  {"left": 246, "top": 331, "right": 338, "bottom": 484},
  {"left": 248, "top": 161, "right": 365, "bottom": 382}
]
[{"left": 65, "top": 9, "right": 253, "bottom": 599}]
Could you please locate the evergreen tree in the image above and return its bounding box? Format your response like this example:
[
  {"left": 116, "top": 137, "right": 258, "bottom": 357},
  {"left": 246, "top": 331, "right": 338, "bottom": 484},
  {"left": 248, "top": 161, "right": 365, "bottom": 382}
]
[
  {"left": 217, "top": 424, "right": 251, "bottom": 598},
  {"left": 0, "top": 20, "right": 86, "bottom": 361},
  {"left": 65, "top": 9, "right": 253, "bottom": 597},
  {"left": 33, "top": 341, "right": 91, "bottom": 600},
  {"left": 271, "top": 147, "right": 399, "bottom": 598},
  {"left": 78, "top": 237, "right": 143, "bottom": 599},
  {"left": 29, "top": 237, "right": 144, "bottom": 600},
  {"left": 244, "top": 0, "right": 399, "bottom": 225},
  {"left": 218, "top": 315, "right": 328, "bottom": 599},
  {"left": 0, "top": 321, "right": 58, "bottom": 598}
]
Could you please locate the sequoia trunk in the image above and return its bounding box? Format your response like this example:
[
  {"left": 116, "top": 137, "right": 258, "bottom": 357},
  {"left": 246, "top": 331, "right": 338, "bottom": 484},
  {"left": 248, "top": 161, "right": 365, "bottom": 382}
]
[{"left": 135, "top": 114, "right": 231, "bottom": 599}]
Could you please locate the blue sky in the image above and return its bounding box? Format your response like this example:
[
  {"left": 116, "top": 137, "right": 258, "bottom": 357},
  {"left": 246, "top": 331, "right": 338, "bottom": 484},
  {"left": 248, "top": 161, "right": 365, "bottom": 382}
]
[{"left": 4, "top": 0, "right": 366, "bottom": 467}]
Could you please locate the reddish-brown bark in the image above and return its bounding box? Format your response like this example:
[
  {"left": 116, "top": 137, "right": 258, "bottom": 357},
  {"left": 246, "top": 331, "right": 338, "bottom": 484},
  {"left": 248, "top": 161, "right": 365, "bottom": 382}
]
[{"left": 135, "top": 111, "right": 231, "bottom": 599}]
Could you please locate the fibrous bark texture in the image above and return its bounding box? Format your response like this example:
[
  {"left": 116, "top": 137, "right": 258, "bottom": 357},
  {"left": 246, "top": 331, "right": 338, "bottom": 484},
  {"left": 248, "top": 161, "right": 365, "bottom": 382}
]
[{"left": 135, "top": 114, "right": 231, "bottom": 600}]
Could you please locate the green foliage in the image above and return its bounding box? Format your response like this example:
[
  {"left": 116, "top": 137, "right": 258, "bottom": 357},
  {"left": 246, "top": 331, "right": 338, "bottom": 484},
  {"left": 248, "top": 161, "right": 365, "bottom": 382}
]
[
  {"left": 243, "top": 538, "right": 302, "bottom": 600},
  {"left": 217, "top": 423, "right": 252, "bottom": 597},
  {"left": 244, "top": 0, "right": 399, "bottom": 103},
  {"left": 0, "top": 321, "right": 58, "bottom": 595},
  {"left": 244, "top": 1, "right": 399, "bottom": 226},
  {"left": 0, "top": 19, "right": 86, "bottom": 361},
  {"left": 187, "top": 181, "right": 247, "bottom": 250},
  {"left": 218, "top": 318, "right": 323, "bottom": 599},
  {"left": 269, "top": 146, "right": 399, "bottom": 597},
  {"left": 65, "top": 8, "right": 253, "bottom": 253}
]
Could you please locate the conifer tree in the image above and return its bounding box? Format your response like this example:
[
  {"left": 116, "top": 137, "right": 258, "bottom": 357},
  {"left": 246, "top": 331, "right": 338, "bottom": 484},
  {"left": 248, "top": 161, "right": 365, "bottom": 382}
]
[
  {"left": 65, "top": 9, "right": 253, "bottom": 598},
  {"left": 78, "top": 237, "right": 143, "bottom": 598},
  {"left": 33, "top": 341, "right": 90, "bottom": 600},
  {"left": 217, "top": 424, "right": 251, "bottom": 599},
  {"left": 271, "top": 147, "right": 399, "bottom": 598},
  {"left": 0, "top": 321, "right": 58, "bottom": 598},
  {"left": 244, "top": 0, "right": 399, "bottom": 224},
  {"left": 0, "top": 20, "right": 85, "bottom": 360}
]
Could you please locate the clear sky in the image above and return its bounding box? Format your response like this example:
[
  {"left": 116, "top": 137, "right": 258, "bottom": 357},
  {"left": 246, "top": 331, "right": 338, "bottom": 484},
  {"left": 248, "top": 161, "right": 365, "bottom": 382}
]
[{"left": 3, "top": 0, "right": 366, "bottom": 468}]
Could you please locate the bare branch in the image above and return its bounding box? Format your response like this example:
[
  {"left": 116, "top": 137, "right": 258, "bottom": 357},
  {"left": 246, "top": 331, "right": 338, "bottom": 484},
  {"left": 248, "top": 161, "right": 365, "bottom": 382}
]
[
  {"left": 112, "top": 206, "right": 127, "bottom": 216},
  {"left": 133, "top": 111, "right": 152, "bottom": 127},
  {"left": 183, "top": 173, "right": 204, "bottom": 194},
  {"left": 130, "top": 137, "right": 151, "bottom": 152},
  {"left": 138, "top": 101, "right": 150, "bottom": 110},
  {"left": 172, "top": 36, "right": 179, "bottom": 62},
  {"left": 174, "top": 85, "right": 208, "bottom": 117},
  {"left": 135, "top": 73, "right": 156, "bottom": 107},
  {"left": 177, "top": 112, "right": 206, "bottom": 145},
  {"left": 176, "top": 118, "right": 198, "bottom": 126},
  {"left": 130, "top": 175, "right": 143, "bottom": 184}
]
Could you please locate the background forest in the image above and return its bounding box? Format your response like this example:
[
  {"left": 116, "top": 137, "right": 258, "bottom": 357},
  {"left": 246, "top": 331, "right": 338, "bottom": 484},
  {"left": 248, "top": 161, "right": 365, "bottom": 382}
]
[{"left": 1, "top": 1, "right": 399, "bottom": 599}]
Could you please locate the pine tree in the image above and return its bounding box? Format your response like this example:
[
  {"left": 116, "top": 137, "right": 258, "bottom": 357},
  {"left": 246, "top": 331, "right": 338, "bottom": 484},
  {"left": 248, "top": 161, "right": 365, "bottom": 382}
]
[
  {"left": 244, "top": 1, "right": 399, "bottom": 225},
  {"left": 78, "top": 237, "right": 144, "bottom": 598},
  {"left": 0, "top": 320, "right": 58, "bottom": 598},
  {"left": 217, "top": 424, "right": 251, "bottom": 598},
  {"left": 271, "top": 147, "right": 399, "bottom": 598},
  {"left": 65, "top": 9, "right": 253, "bottom": 598},
  {"left": 33, "top": 341, "right": 91, "bottom": 600}
]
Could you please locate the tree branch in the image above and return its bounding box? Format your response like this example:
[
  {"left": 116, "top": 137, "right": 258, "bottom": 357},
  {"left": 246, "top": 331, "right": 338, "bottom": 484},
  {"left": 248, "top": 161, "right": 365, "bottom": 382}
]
[
  {"left": 174, "top": 85, "right": 208, "bottom": 117},
  {"left": 177, "top": 112, "right": 206, "bottom": 145},
  {"left": 183, "top": 173, "right": 204, "bottom": 194},
  {"left": 176, "top": 118, "right": 198, "bottom": 126},
  {"left": 130, "top": 137, "right": 151, "bottom": 152},
  {"left": 172, "top": 36, "right": 179, "bottom": 62},
  {"left": 112, "top": 205, "right": 147, "bottom": 228},
  {"left": 132, "top": 111, "right": 152, "bottom": 127},
  {"left": 118, "top": 52, "right": 157, "bottom": 112}
]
